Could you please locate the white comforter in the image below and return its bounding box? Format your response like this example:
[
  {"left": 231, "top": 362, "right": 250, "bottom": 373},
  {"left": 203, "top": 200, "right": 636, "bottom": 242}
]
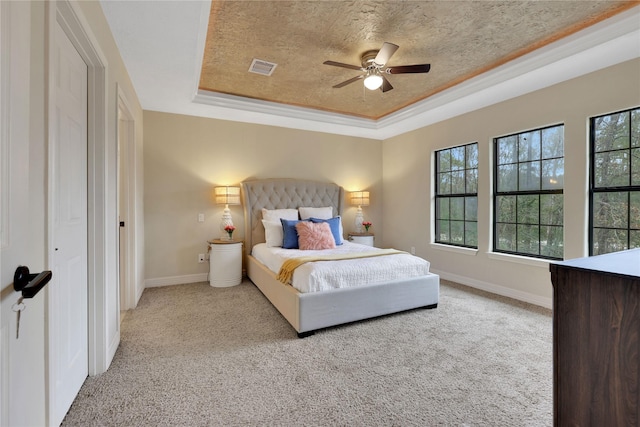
[{"left": 251, "top": 241, "right": 431, "bottom": 293}]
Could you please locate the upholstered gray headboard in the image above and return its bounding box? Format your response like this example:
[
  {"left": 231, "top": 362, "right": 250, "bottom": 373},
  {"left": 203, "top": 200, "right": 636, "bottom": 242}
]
[{"left": 241, "top": 178, "right": 344, "bottom": 251}]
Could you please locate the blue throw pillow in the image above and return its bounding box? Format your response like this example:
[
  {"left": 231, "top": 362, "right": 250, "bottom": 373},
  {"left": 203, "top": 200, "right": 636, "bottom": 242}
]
[
  {"left": 309, "top": 217, "right": 343, "bottom": 245},
  {"left": 281, "top": 218, "right": 306, "bottom": 249}
]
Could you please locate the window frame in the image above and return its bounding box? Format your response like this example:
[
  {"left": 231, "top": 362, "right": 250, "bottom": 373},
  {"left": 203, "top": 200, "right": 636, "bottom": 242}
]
[
  {"left": 589, "top": 106, "right": 640, "bottom": 256},
  {"left": 434, "top": 142, "right": 479, "bottom": 249},
  {"left": 493, "top": 124, "right": 565, "bottom": 260}
]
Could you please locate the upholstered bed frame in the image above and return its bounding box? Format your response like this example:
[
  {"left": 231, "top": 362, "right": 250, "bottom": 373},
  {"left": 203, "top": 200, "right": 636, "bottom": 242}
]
[{"left": 241, "top": 178, "right": 440, "bottom": 337}]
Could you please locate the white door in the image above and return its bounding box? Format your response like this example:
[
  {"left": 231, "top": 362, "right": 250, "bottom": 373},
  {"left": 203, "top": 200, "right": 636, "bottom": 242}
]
[
  {"left": 118, "top": 111, "right": 127, "bottom": 313},
  {"left": 0, "top": 3, "right": 46, "bottom": 425},
  {"left": 49, "top": 22, "right": 89, "bottom": 425}
]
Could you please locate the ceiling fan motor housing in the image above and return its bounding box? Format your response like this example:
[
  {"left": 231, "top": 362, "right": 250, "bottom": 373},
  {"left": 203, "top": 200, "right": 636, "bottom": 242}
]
[{"left": 361, "top": 50, "right": 382, "bottom": 68}]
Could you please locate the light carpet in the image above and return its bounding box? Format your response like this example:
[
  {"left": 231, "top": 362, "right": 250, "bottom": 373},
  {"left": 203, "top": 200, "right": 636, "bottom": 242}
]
[{"left": 62, "top": 280, "right": 552, "bottom": 426}]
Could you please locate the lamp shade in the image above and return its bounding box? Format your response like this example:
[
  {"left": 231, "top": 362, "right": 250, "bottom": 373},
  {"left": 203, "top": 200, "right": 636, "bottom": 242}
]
[
  {"left": 351, "top": 191, "right": 370, "bottom": 207},
  {"left": 214, "top": 186, "right": 240, "bottom": 205}
]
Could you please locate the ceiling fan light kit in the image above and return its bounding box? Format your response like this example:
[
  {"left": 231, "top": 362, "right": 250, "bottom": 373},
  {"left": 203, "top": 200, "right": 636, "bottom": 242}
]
[
  {"left": 324, "top": 42, "right": 430, "bottom": 93},
  {"left": 363, "top": 71, "right": 383, "bottom": 90}
]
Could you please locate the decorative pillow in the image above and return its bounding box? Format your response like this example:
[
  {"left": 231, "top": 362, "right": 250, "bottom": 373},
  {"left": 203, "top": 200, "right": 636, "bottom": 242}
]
[
  {"left": 309, "top": 216, "right": 343, "bottom": 245},
  {"left": 262, "top": 220, "right": 284, "bottom": 247},
  {"left": 296, "top": 221, "right": 336, "bottom": 250},
  {"left": 281, "top": 218, "right": 308, "bottom": 249},
  {"left": 298, "top": 206, "right": 333, "bottom": 220},
  {"left": 262, "top": 208, "right": 298, "bottom": 222}
]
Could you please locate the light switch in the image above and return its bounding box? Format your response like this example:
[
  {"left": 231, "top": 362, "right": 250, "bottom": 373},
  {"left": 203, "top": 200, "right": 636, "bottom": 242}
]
[{"left": 198, "top": 213, "right": 205, "bottom": 223}]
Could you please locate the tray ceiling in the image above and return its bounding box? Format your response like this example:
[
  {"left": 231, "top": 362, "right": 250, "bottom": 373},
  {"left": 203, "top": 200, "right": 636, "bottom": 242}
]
[{"left": 199, "top": 1, "right": 636, "bottom": 120}]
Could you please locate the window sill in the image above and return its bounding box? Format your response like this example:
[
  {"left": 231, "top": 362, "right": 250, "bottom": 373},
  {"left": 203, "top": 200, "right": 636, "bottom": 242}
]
[
  {"left": 487, "top": 251, "right": 551, "bottom": 268},
  {"left": 430, "top": 243, "right": 478, "bottom": 256}
]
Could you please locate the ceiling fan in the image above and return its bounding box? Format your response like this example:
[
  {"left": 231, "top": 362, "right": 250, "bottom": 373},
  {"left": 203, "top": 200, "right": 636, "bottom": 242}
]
[{"left": 323, "top": 42, "right": 430, "bottom": 92}]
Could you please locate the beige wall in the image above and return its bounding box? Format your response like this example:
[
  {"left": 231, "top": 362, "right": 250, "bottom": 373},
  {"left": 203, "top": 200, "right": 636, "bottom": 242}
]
[
  {"left": 143, "top": 112, "right": 382, "bottom": 280},
  {"left": 382, "top": 58, "right": 640, "bottom": 306}
]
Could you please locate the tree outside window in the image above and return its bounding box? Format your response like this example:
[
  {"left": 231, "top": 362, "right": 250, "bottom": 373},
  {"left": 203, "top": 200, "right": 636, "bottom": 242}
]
[
  {"left": 494, "top": 125, "right": 564, "bottom": 259},
  {"left": 590, "top": 107, "right": 640, "bottom": 255},
  {"left": 435, "top": 142, "right": 478, "bottom": 248}
]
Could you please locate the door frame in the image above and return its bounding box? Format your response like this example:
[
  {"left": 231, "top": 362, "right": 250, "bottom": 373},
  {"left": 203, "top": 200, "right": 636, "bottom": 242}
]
[
  {"left": 117, "top": 85, "right": 137, "bottom": 311},
  {"left": 46, "top": 0, "right": 116, "bottom": 395}
]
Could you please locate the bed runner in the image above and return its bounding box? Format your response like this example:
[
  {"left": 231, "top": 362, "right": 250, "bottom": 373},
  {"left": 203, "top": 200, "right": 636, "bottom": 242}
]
[{"left": 276, "top": 249, "right": 407, "bottom": 284}]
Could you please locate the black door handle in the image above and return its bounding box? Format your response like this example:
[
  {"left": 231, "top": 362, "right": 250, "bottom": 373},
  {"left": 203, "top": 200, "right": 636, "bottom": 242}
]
[{"left": 13, "top": 266, "right": 52, "bottom": 298}]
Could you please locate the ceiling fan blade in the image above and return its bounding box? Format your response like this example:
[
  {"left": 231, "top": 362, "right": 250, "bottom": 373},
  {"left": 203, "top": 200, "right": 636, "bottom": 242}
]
[
  {"left": 323, "top": 60, "right": 364, "bottom": 71},
  {"left": 381, "top": 75, "right": 393, "bottom": 93},
  {"left": 333, "top": 75, "right": 364, "bottom": 88},
  {"left": 386, "top": 64, "right": 431, "bottom": 74},
  {"left": 374, "top": 42, "right": 399, "bottom": 66}
]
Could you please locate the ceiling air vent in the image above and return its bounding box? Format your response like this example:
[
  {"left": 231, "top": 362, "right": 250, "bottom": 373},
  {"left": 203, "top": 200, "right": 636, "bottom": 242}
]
[{"left": 248, "top": 58, "right": 277, "bottom": 76}]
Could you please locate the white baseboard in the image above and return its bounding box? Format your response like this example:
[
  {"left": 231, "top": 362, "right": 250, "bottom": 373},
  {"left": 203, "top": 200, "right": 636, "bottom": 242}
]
[
  {"left": 145, "top": 273, "right": 208, "bottom": 288},
  {"left": 431, "top": 269, "right": 553, "bottom": 309}
]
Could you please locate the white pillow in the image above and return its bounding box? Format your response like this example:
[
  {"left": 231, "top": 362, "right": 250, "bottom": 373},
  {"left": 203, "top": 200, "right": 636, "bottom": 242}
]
[
  {"left": 262, "top": 208, "right": 298, "bottom": 222},
  {"left": 298, "top": 206, "right": 333, "bottom": 220},
  {"left": 262, "top": 220, "right": 284, "bottom": 247}
]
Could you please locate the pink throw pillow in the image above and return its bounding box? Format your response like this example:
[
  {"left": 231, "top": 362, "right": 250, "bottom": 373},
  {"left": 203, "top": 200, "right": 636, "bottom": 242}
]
[{"left": 296, "top": 221, "right": 336, "bottom": 250}]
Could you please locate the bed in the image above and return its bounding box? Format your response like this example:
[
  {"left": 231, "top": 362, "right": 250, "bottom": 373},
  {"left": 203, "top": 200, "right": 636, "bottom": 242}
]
[{"left": 241, "top": 178, "right": 440, "bottom": 337}]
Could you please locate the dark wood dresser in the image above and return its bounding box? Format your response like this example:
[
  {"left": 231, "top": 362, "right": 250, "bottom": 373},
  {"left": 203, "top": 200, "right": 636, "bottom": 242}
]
[{"left": 550, "top": 248, "right": 640, "bottom": 426}]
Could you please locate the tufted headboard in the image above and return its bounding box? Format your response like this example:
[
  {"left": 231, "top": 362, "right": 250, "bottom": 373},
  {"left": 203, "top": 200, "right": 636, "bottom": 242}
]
[{"left": 241, "top": 178, "right": 344, "bottom": 251}]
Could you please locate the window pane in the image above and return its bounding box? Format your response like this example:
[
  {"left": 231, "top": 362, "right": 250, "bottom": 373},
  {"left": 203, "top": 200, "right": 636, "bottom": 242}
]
[
  {"left": 466, "top": 169, "right": 478, "bottom": 193},
  {"left": 541, "top": 226, "right": 563, "bottom": 258},
  {"left": 497, "top": 164, "right": 517, "bottom": 192},
  {"left": 450, "top": 146, "right": 465, "bottom": 170},
  {"left": 632, "top": 148, "right": 640, "bottom": 186},
  {"left": 465, "top": 221, "right": 478, "bottom": 247},
  {"left": 631, "top": 191, "right": 640, "bottom": 230},
  {"left": 496, "top": 195, "right": 516, "bottom": 223},
  {"left": 466, "top": 144, "right": 478, "bottom": 168},
  {"left": 541, "top": 158, "right": 564, "bottom": 190},
  {"left": 517, "top": 224, "right": 540, "bottom": 255},
  {"left": 496, "top": 223, "right": 516, "bottom": 251},
  {"left": 437, "top": 198, "right": 449, "bottom": 220},
  {"left": 451, "top": 170, "right": 465, "bottom": 194},
  {"left": 465, "top": 197, "right": 478, "bottom": 221},
  {"left": 438, "top": 150, "right": 451, "bottom": 172},
  {"left": 540, "top": 194, "right": 563, "bottom": 226},
  {"left": 450, "top": 221, "right": 464, "bottom": 244},
  {"left": 450, "top": 197, "right": 464, "bottom": 220},
  {"left": 497, "top": 136, "right": 517, "bottom": 165},
  {"left": 542, "top": 126, "right": 564, "bottom": 158},
  {"left": 518, "top": 161, "right": 540, "bottom": 191},
  {"left": 593, "top": 192, "right": 628, "bottom": 228},
  {"left": 438, "top": 172, "right": 451, "bottom": 194},
  {"left": 631, "top": 230, "right": 640, "bottom": 249},
  {"left": 592, "top": 228, "right": 628, "bottom": 255},
  {"left": 594, "top": 151, "right": 629, "bottom": 187},
  {"left": 517, "top": 195, "right": 539, "bottom": 225},
  {"left": 632, "top": 109, "right": 640, "bottom": 148},
  {"left": 518, "top": 131, "right": 541, "bottom": 162},
  {"left": 437, "top": 220, "right": 450, "bottom": 242},
  {"left": 594, "top": 112, "right": 630, "bottom": 152}
]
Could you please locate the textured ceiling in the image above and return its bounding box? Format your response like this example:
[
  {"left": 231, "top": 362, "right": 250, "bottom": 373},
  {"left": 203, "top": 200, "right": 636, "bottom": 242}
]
[{"left": 199, "top": 1, "right": 636, "bottom": 120}]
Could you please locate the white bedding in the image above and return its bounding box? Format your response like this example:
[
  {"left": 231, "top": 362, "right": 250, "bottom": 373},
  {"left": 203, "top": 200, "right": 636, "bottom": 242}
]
[{"left": 252, "top": 241, "right": 431, "bottom": 293}]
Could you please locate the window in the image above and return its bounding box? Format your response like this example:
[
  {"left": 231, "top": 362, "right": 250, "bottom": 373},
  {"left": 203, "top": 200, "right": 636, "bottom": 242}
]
[
  {"left": 435, "top": 142, "right": 478, "bottom": 248},
  {"left": 590, "top": 107, "right": 640, "bottom": 255},
  {"left": 494, "top": 125, "right": 564, "bottom": 259}
]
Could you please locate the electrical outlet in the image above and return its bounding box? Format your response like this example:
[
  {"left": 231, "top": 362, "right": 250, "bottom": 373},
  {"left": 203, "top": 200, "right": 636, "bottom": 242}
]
[
  {"left": 410, "top": 246, "right": 416, "bottom": 255},
  {"left": 198, "top": 253, "right": 205, "bottom": 263},
  {"left": 198, "top": 213, "right": 205, "bottom": 223}
]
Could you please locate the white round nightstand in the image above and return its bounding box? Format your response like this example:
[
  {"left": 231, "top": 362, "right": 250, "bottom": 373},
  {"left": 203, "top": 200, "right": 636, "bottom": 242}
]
[
  {"left": 348, "top": 233, "right": 375, "bottom": 247},
  {"left": 208, "top": 239, "right": 243, "bottom": 287}
]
